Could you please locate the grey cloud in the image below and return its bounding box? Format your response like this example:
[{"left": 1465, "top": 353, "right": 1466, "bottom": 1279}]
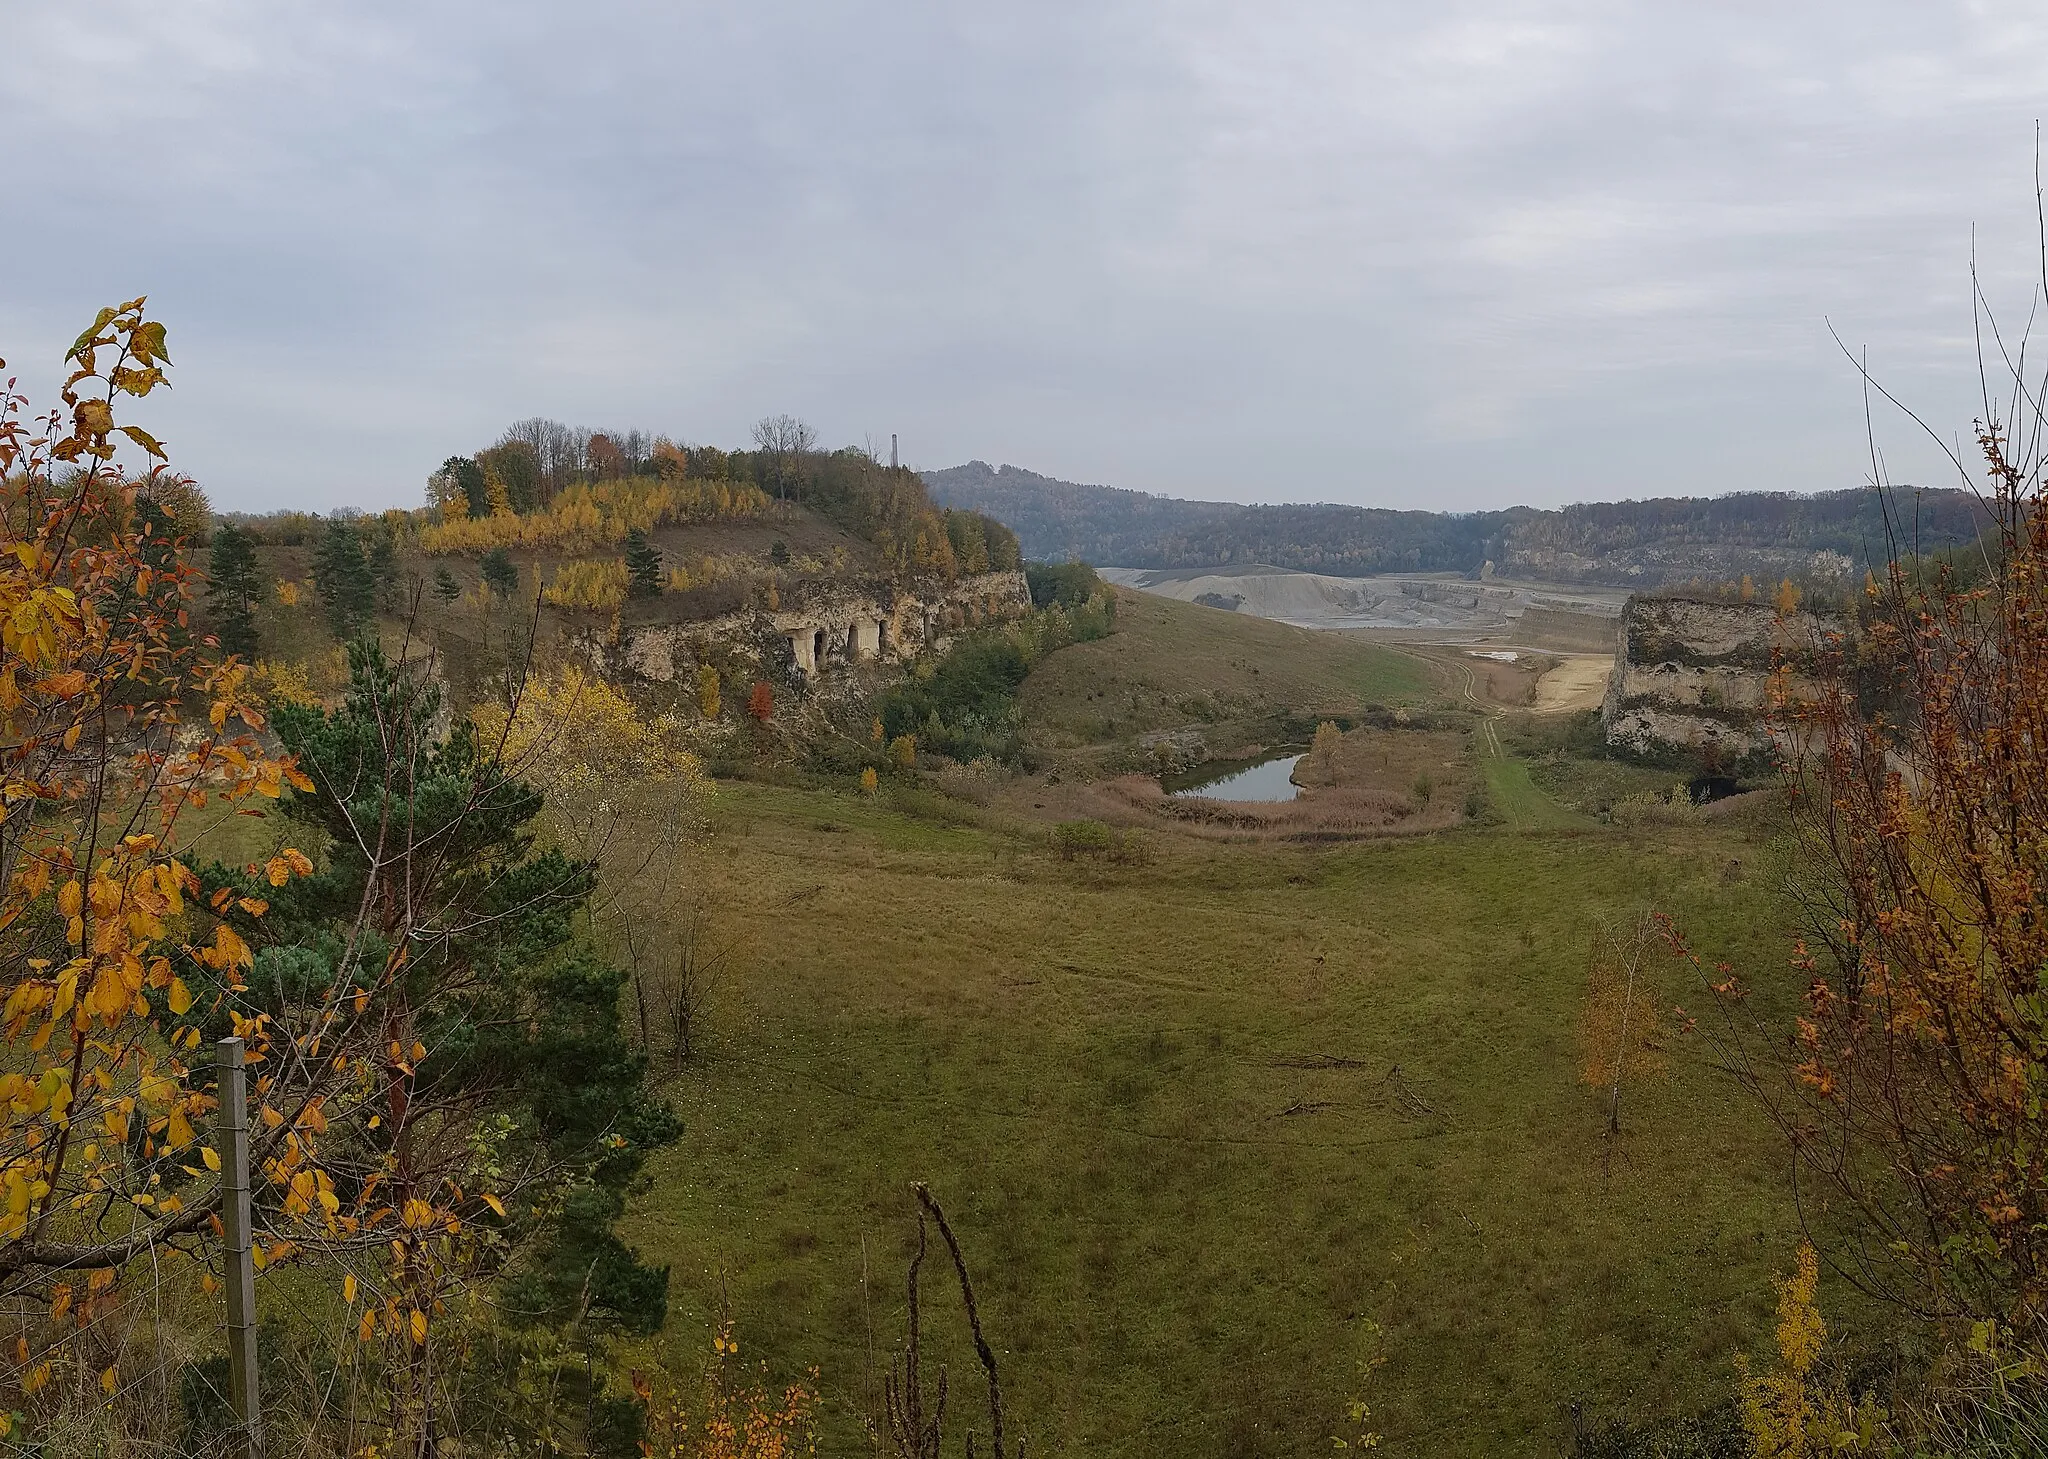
[{"left": 3, "top": 1, "right": 2045, "bottom": 511}]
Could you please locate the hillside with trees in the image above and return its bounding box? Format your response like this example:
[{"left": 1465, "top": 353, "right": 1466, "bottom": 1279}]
[
  {"left": 423, "top": 419, "right": 1018, "bottom": 580},
  {"left": 924, "top": 460, "right": 1992, "bottom": 587}
]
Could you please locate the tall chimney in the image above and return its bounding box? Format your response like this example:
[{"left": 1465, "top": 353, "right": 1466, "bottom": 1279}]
[{"left": 890, "top": 433, "right": 899, "bottom": 470}]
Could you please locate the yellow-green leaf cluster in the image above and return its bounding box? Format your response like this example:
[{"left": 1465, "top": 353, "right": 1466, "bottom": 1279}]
[{"left": 420, "top": 476, "right": 771, "bottom": 556}]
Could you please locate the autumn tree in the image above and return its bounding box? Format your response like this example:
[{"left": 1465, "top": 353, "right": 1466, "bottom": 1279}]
[
  {"left": 1579, "top": 914, "right": 1664, "bottom": 1155},
  {"left": 0, "top": 305, "right": 681, "bottom": 1452},
  {"left": 0, "top": 300, "right": 321, "bottom": 1419},
  {"left": 696, "top": 663, "right": 721, "bottom": 720},
  {"left": 587, "top": 432, "right": 626, "bottom": 481},
  {"left": 747, "top": 681, "right": 774, "bottom": 722},
  {"left": 1310, "top": 720, "right": 1342, "bottom": 774},
  {"left": 430, "top": 456, "right": 487, "bottom": 520},
  {"left": 478, "top": 439, "right": 543, "bottom": 512},
  {"left": 1690, "top": 268, "right": 2048, "bottom": 1344}
]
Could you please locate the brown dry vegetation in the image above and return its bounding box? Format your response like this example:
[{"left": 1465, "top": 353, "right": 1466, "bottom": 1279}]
[{"left": 992, "top": 725, "right": 1478, "bottom": 842}]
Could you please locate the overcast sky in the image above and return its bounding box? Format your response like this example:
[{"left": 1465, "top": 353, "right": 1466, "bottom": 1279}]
[{"left": 5, "top": 2, "right": 2047, "bottom": 513}]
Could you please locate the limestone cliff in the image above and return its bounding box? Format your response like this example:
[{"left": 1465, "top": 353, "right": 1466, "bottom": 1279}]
[
  {"left": 1600, "top": 595, "right": 1837, "bottom": 761},
  {"left": 614, "top": 570, "right": 1032, "bottom": 686}
]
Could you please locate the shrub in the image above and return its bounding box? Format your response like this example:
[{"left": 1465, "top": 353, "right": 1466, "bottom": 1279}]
[
  {"left": 1052, "top": 819, "right": 1151, "bottom": 865},
  {"left": 1610, "top": 786, "right": 1702, "bottom": 827},
  {"left": 1053, "top": 819, "right": 1114, "bottom": 860},
  {"left": 1026, "top": 560, "right": 1103, "bottom": 608}
]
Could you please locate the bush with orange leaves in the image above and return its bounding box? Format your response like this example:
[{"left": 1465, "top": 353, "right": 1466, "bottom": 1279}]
[
  {"left": 636, "top": 1322, "right": 819, "bottom": 1459},
  {"left": 0, "top": 303, "right": 317, "bottom": 1404},
  {"left": 1680, "top": 303, "right": 2048, "bottom": 1342}
]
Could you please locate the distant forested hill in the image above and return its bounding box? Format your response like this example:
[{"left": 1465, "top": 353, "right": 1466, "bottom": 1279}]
[
  {"left": 923, "top": 462, "right": 1992, "bottom": 587},
  {"left": 919, "top": 462, "right": 1239, "bottom": 563}
]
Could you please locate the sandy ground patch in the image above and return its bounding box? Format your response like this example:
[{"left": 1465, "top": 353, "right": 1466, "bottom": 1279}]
[{"left": 1530, "top": 653, "right": 1614, "bottom": 713}]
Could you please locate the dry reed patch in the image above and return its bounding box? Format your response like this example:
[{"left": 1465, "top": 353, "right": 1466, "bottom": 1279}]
[
  {"left": 1294, "top": 726, "right": 1469, "bottom": 795},
  {"left": 1097, "top": 775, "right": 1455, "bottom": 842}
]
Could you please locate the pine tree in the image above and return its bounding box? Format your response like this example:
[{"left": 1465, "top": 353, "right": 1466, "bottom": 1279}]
[
  {"left": 624, "top": 528, "right": 663, "bottom": 599},
  {"left": 481, "top": 546, "right": 519, "bottom": 597},
  {"left": 313, "top": 518, "right": 376, "bottom": 638},
  {"left": 366, "top": 523, "right": 401, "bottom": 613},
  {"left": 204, "top": 521, "right": 262, "bottom": 659},
  {"left": 249, "top": 643, "right": 679, "bottom": 1336},
  {"left": 433, "top": 565, "right": 462, "bottom": 603}
]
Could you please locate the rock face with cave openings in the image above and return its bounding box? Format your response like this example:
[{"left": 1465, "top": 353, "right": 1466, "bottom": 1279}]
[{"left": 614, "top": 570, "right": 1032, "bottom": 686}]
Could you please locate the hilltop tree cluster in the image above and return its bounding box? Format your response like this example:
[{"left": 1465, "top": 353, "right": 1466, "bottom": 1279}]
[{"left": 427, "top": 416, "right": 1018, "bottom": 580}]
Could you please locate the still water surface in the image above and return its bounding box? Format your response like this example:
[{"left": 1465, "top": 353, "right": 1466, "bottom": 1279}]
[{"left": 1165, "top": 751, "right": 1304, "bottom": 802}]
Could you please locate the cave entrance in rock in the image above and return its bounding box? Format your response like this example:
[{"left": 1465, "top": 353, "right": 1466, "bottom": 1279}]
[
  {"left": 812, "top": 629, "right": 826, "bottom": 667},
  {"left": 846, "top": 624, "right": 860, "bottom": 659}
]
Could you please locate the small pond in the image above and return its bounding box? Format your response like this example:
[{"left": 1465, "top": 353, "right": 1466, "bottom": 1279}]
[{"left": 1164, "top": 751, "right": 1305, "bottom": 802}]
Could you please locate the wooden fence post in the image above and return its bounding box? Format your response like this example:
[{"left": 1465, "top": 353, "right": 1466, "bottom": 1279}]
[{"left": 219, "top": 1035, "right": 262, "bottom": 1457}]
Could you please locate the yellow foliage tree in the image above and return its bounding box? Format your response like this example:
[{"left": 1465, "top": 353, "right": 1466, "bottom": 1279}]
[
  {"left": 697, "top": 663, "right": 722, "bottom": 720},
  {"left": 1735, "top": 1244, "right": 1884, "bottom": 1457},
  {"left": 543, "top": 558, "right": 629, "bottom": 611},
  {"left": 474, "top": 664, "right": 704, "bottom": 809},
  {"left": 1311, "top": 720, "right": 1343, "bottom": 773},
  {"left": 482, "top": 462, "right": 514, "bottom": 516},
  {"left": 0, "top": 302, "right": 318, "bottom": 1351},
  {"left": 1774, "top": 577, "right": 1801, "bottom": 616},
  {"left": 418, "top": 477, "right": 772, "bottom": 556}
]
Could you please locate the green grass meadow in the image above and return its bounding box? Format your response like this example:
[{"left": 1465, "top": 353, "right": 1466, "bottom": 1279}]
[
  {"left": 621, "top": 779, "right": 1808, "bottom": 1456},
  {"left": 229, "top": 585, "right": 1816, "bottom": 1455},
  {"left": 1021, "top": 589, "right": 1433, "bottom": 752}
]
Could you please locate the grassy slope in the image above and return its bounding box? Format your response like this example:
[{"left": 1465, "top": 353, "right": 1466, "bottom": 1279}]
[
  {"left": 620, "top": 604, "right": 1814, "bottom": 1457},
  {"left": 625, "top": 790, "right": 1799, "bottom": 1457},
  {"left": 1021, "top": 590, "right": 1431, "bottom": 751}
]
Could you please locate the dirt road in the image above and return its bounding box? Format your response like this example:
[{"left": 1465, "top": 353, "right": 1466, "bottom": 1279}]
[{"left": 1529, "top": 654, "right": 1612, "bottom": 714}]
